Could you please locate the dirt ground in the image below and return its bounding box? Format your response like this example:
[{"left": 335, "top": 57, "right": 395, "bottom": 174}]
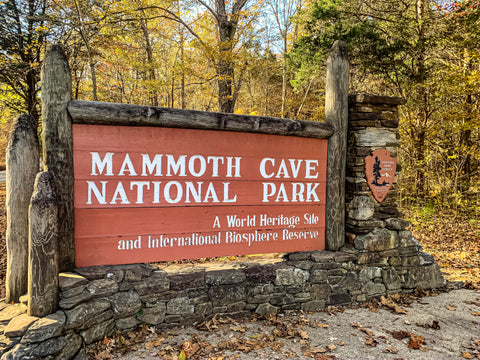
[{"left": 90, "top": 288, "right": 480, "bottom": 360}]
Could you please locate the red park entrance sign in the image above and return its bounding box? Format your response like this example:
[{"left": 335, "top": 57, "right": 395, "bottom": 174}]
[{"left": 73, "top": 124, "right": 328, "bottom": 267}]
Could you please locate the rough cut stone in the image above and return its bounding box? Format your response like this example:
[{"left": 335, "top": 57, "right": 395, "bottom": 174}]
[
  {"left": 168, "top": 272, "right": 205, "bottom": 290},
  {"left": 58, "top": 289, "right": 94, "bottom": 310},
  {"left": 123, "top": 264, "right": 154, "bottom": 282},
  {"left": 205, "top": 269, "right": 246, "bottom": 286},
  {"left": 115, "top": 316, "right": 138, "bottom": 331},
  {"left": 80, "top": 318, "right": 115, "bottom": 345},
  {"left": 275, "top": 268, "right": 309, "bottom": 286},
  {"left": 20, "top": 311, "right": 65, "bottom": 344},
  {"left": 361, "top": 281, "right": 386, "bottom": 297},
  {"left": 3, "top": 336, "right": 67, "bottom": 360},
  {"left": 137, "top": 303, "right": 166, "bottom": 325},
  {"left": 419, "top": 252, "right": 435, "bottom": 265},
  {"left": 166, "top": 297, "right": 194, "bottom": 315},
  {"left": 354, "top": 128, "right": 398, "bottom": 147},
  {"left": 310, "top": 269, "right": 328, "bottom": 283},
  {"left": 354, "top": 228, "right": 399, "bottom": 252},
  {"left": 334, "top": 252, "right": 358, "bottom": 262},
  {"left": 195, "top": 302, "right": 212, "bottom": 316},
  {"left": 209, "top": 285, "right": 246, "bottom": 306},
  {"left": 0, "top": 305, "right": 27, "bottom": 326},
  {"left": 3, "top": 314, "right": 38, "bottom": 338},
  {"left": 349, "top": 196, "right": 375, "bottom": 220},
  {"left": 56, "top": 333, "right": 82, "bottom": 360},
  {"left": 382, "top": 269, "right": 402, "bottom": 290},
  {"left": 110, "top": 291, "right": 142, "bottom": 318},
  {"left": 385, "top": 218, "right": 409, "bottom": 231},
  {"left": 302, "top": 300, "right": 325, "bottom": 311},
  {"left": 288, "top": 252, "right": 311, "bottom": 261},
  {"left": 244, "top": 265, "right": 276, "bottom": 283},
  {"left": 64, "top": 299, "right": 111, "bottom": 330},
  {"left": 328, "top": 293, "right": 351, "bottom": 305},
  {"left": 0, "top": 334, "right": 17, "bottom": 353},
  {"left": 255, "top": 303, "right": 278, "bottom": 315},
  {"left": 133, "top": 272, "right": 169, "bottom": 295},
  {"left": 59, "top": 272, "right": 88, "bottom": 291},
  {"left": 359, "top": 267, "right": 382, "bottom": 282},
  {"left": 310, "top": 251, "right": 335, "bottom": 263},
  {"left": 404, "top": 264, "right": 445, "bottom": 289},
  {"left": 86, "top": 278, "right": 119, "bottom": 297}
]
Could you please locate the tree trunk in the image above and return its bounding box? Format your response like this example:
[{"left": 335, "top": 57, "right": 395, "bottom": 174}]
[
  {"left": 5, "top": 114, "right": 39, "bottom": 303},
  {"left": 41, "top": 44, "right": 75, "bottom": 271},
  {"left": 28, "top": 171, "right": 59, "bottom": 317},
  {"left": 325, "top": 41, "right": 349, "bottom": 251}
]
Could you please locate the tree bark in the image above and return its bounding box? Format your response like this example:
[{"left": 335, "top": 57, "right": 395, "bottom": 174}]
[
  {"left": 5, "top": 114, "right": 39, "bottom": 303},
  {"left": 41, "top": 44, "right": 75, "bottom": 271},
  {"left": 325, "top": 40, "right": 349, "bottom": 251},
  {"left": 28, "top": 171, "right": 59, "bottom": 317}
]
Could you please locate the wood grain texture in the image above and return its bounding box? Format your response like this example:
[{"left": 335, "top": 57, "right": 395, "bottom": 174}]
[
  {"left": 41, "top": 44, "right": 75, "bottom": 271},
  {"left": 5, "top": 114, "right": 39, "bottom": 303},
  {"left": 28, "top": 172, "right": 59, "bottom": 317},
  {"left": 68, "top": 100, "right": 334, "bottom": 140},
  {"left": 325, "top": 41, "right": 350, "bottom": 251}
]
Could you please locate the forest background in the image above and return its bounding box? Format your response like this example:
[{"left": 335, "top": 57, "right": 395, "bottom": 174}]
[{"left": 0, "top": 0, "right": 479, "bottom": 285}]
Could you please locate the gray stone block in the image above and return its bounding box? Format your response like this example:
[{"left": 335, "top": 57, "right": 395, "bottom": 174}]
[
  {"left": 166, "top": 297, "right": 194, "bottom": 315},
  {"left": 137, "top": 303, "right": 166, "bottom": 325},
  {"left": 110, "top": 291, "right": 142, "bottom": 318},
  {"left": 275, "top": 268, "right": 309, "bottom": 286},
  {"left": 255, "top": 303, "right": 278, "bottom": 315},
  {"left": 64, "top": 299, "right": 110, "bottom": 330},
  {"left": 382, "top": 269, "right": 402, "bottom": 290},
  {"left": 354, "top": 228, "right": 399, "bottom": 251},
  {"left": 21, "top": 311, "right": 65, "bottom": 343},
  {"left": 404, "top": 264, "right": 445, "bottom": 289},
  {"left": 59, "top": 272, "right": 88, "bottom": 291},
  {"left": 115, "top": 316, "right": 139, "bottom": 331},
  {"left": 3, "top": 314, "right": 38, "bottom": 338},
  {"left": 133, "top": 272, "right": 170, "bottom": 295},
  {"left": 361, "top": 281, "right": 386, "bottom": 297},
  {"left": 385, "top": 218, "right": 409, "bottom": 231},
  {"left": 359, "top": 267, "right": 382, "bottom": 282},
  {"left": 302, "top": 300, "right": 325, "bottom": 311},
  {"left": 348, "top": 196, "right": 375, "bottom": 221},
  {"left": 80, "top": 318, "right": 115, "bottom": 344},
  {"left": 205, "top": 269, "right": 246, "bottom": 286}
]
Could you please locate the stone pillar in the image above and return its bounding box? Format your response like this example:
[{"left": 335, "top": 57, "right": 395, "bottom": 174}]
[
  {"left": 346, "top": 94, "right": 405, "bottom": 237},
  {"left": 345, "top": 94, "right": 445, "bottom": 290}
]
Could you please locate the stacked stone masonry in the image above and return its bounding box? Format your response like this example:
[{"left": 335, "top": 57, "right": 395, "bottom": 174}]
[{"left": 0, "top": 94, "right": 446, "bottom": 360}]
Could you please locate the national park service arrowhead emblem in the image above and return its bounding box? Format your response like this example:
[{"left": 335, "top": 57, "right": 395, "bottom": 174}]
[{"left": 365, "top": 149, "right": 396, "bottom": 202}]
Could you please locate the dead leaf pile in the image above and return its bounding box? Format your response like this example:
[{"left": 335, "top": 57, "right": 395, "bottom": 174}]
[{"left": 389, "top": 330, "right": 426, "bottom": 350}]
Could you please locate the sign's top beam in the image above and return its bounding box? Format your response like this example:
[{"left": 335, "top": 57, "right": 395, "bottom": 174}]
[{"left": 68, "top": 100, "right": 334, "bottom": 140}]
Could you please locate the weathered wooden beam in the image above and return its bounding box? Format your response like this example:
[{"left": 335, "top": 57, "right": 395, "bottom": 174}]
[
  {"left": 41, "top": 44, "right": 75, "bottom": 271},
  {"left": 28, "top": 172, "right": 59, "bottom": 317},
  {"left": 5, "top": 114, "right": 39, "bottom": 303},
  {"left": 325, "top": 40, "right": 350, "bottom": 251},
  {"left": 68, "top": 100, "right": 334, "bottom": 139}
]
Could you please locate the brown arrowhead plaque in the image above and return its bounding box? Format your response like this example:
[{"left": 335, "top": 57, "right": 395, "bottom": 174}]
[{"left": 365, "top": 149, "right": 397, "bottom": 202}]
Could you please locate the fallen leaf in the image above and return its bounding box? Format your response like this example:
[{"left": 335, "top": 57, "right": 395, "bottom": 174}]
[
  {"left": 297, "top": 329, "right": 309, "bottom": 340},
  {"left": 317, "top": 323, "right": 329, "bottom": 328},
  {"left": 326, "top": 343, "right": 336, "bottom": 351},
  {"left": 446, "top": 305, "right": 456, "bottom": 311},
  {"left": 431, "top": 320, "right": 440, "bottom": 330},
  {"left": 385, "top": 347, "right": 398, "bottom": 353},
  {"left": 365, "top": 337, "right": 378, "bottom": 347},
  {"left": 408, "top": 333, "right": 425, "bottom": 350},
  {"left": 380, "top": 296, "right": 408, "bottom": 314},
  {"left": 337, "top": 341, "right": 345, "bottom": 346},
  {"left": 461, "top": 352, "right": 474, "bottom": 359},
  {"left": 177, "top": 350, "right": 187, "bottom": 360},
  {"left": 472, "top": 312, "right": 480, "bottom": 316}
]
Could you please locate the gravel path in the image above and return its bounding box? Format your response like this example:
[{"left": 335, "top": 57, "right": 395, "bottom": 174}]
[{"left": 110, "top": 289, "right": 480, "bottom": 360}]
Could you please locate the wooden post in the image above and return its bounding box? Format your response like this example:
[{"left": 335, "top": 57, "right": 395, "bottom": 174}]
[
  {"left": 325, "top": 40, "right": 350, "bottom": 251},
  {"left": 5, "top": 114, "right": 39, "bottom": 303},
  {"left": 28, "top": 172, "right": 59, "bottom": 317},
  {"left": 41, "top": 44, "right": 74, "bottom": 271}
]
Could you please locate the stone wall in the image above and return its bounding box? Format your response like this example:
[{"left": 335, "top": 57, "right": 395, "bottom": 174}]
[{"left": 0, "top": 94, "right": 446, "bottom": 360}]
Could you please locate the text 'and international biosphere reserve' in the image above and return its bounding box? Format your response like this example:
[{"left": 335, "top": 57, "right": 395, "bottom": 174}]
[{"left": 73, "top": 124, "right": 328, "bottom": 267}]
